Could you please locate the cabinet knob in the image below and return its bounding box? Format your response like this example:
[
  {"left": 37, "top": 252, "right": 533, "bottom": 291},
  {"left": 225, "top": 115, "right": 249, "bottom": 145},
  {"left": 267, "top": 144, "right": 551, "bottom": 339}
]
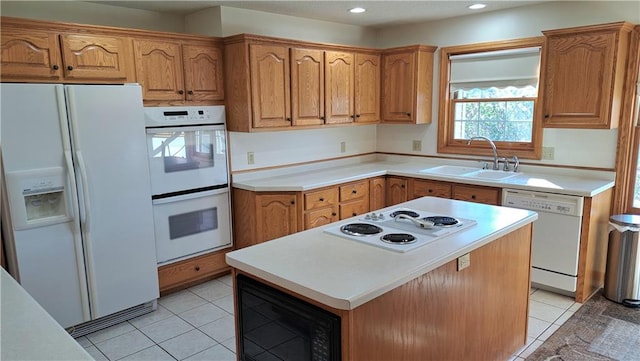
[
  {"left": 352, "top": 212, "right": 357, "bottom": 216},
  {"left": 319, "top": 197, "right": 324, "bottom": 202},
  {"left": 286, "top": 117, "right": 291, "bottom": 122},
  {"left": 352, "top": 189, "right": 357, "bottom": 194},
  {"left": 471, "top": 195, "right": 476, "bottom": 200},
  {"left": 320, "top": 116, "right": 325, "bottom": 120},
  {"left": 52, "top": 64, "right": 59, "bottom": 70},
  {"left": 356, "top": 114, "right": 361, "bottom": 118},
  {"left": 544, "top": 114, "right": 550, "bottom": 118},
  {"left": 290, "top": 200, "right": 295, "bottom": 205},
  {"left": 332, "top": 212, "right": 337, "bottom": 216},
  {"left": 195, "top": 265, "right": 200, "bottom": 271},
  {"left": 406, "top": 112, "right": 411, "bottom": 117},
  {"left": 350, "top": 115, "right": 355, "bottom": 119},
  {"left": 187, "top": 90, "right": 194, "bottom": 95},
  {"left": 67, "top": 65, "right": 73, "bottom": 71},
  {"left": 428, "top": 189, "right": 433, "bottom": 193},
  {"left": 178, "top": 90, "right": 184, "bottom": 95},
  {"left": 401, "top": 185, "right": 405, "bottom": 188}
]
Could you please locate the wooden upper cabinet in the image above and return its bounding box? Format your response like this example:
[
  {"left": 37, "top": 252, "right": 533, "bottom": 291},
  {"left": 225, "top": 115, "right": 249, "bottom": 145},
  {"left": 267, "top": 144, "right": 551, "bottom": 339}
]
[
  {"left": 1, "top": 27, "right": 133, "bottom": 83},
  {"left": 250, "top": 44, "right": 292, "bottom": 128},
  {"left": 133, "top": 39, "right": 224, "bottom": 104},
  {"left": 540, "top": 22, "right": 633, "bottom": 129},
  {"left": 134, "top": 39, "right": 184, "bottom": 101},
  {"left": 1, "top": 28, "right": 63, "bottom": 80},
  {"left": 325, "top": 51, "right": 355, "bottom": 124},
  {"left": 291, "top": 48, "right": 325, "bottom": 126},
  {"left": 355, "top": 53, "right": 381, "bottom": 123},
  {"left": 182, "top": 44, "right": 224, "bottom": 102},
  {"left": 60, "top": 34, "right": 130, "bottom": 81},
  {"left": 382, "top": 45, "right": 436, "bottom": 124}
]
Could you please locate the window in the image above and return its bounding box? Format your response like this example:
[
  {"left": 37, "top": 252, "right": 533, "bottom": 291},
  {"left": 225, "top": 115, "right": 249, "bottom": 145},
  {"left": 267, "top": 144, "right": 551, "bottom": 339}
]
[{"left": 437, "top": 37, "right": 544, "bottom": 159}]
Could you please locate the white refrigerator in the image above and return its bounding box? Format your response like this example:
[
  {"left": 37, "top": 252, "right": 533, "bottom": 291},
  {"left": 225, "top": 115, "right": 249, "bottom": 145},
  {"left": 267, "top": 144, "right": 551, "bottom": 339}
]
[{"left": 1, "top": 83, "right": 159, "bottom": 332}]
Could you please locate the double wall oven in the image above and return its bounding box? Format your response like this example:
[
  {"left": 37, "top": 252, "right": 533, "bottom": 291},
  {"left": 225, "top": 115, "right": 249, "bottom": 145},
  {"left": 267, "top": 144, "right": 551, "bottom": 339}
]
[{"left": 144, "top": 106, "right": 232, "bottom": 265}]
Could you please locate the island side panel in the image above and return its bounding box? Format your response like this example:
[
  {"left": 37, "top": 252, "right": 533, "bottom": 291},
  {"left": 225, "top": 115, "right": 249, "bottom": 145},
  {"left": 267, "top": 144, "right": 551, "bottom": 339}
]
[{"left": 348, "top": 224, "right": 532, "bottom": 361}]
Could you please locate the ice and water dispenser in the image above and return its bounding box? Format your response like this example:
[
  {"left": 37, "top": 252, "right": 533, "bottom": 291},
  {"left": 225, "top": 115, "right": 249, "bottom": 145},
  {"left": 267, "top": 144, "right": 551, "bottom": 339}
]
[{"left": 5, "top": 167, "right": 71, "bottom": 230}]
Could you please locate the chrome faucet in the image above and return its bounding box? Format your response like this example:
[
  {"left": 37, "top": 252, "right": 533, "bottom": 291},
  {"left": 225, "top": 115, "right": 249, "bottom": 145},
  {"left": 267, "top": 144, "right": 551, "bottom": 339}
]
[{"left": 467, "top": 136, "right": 499, "bottom": 170}]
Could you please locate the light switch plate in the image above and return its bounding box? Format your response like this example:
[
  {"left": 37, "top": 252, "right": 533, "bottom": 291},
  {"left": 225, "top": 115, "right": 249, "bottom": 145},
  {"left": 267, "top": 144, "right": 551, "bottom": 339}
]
[
  {"left": 247, "top": 152, "right": 255, "bottom": 164},
  {"left": 340, "top": 141, "right": 346, "bottom": 153},
  {"left": 542, "top": 146, "right": 555, "bottom": 160},
  {"left": 457, "top": 253, "right": 470, "bottom": 271}
]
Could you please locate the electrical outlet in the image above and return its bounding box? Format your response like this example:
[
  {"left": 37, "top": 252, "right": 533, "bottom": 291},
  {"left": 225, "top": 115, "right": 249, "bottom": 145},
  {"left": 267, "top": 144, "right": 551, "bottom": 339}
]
[
  {"left": 340, "top": 141, "right": 346, "bottom": 153},
  {"left": 412, "top": 140, "right": 422, "bottom": 152},
  {"left": 457, "top": 253, "right": 470, "bottom": 271},
  {"left": 542, "top": 146, "right": 555, "bottom": 160},
  {"left": 247, "top": 152, "right": 255, "bottom": 164}
]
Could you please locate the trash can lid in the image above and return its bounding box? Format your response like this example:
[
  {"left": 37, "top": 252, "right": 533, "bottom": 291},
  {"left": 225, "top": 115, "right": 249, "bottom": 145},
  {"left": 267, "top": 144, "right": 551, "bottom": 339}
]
[{"left": 610, "top": 214, "right": 640, "bottom": 227}]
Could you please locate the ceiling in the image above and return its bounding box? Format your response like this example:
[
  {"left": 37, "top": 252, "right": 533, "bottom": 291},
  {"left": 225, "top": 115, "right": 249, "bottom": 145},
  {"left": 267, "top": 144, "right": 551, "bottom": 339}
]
[{"left": 89, "top": 1, "right": 551, "bottom": 28}]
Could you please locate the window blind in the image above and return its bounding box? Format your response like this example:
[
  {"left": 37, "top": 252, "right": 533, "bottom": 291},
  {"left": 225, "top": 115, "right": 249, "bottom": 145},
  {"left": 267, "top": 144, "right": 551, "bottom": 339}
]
[{"left": 450, "top": 47, "right": 541, "bottom": 91}]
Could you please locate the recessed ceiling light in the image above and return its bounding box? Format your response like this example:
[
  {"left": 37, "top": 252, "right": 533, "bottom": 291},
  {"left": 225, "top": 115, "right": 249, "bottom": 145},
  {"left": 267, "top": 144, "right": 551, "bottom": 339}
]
[
  {"left": 468, "top": 3, "right": 487, "bottom": 10},
  {"left": 349, "top": 7, "right": 366, "bottom": 14}
]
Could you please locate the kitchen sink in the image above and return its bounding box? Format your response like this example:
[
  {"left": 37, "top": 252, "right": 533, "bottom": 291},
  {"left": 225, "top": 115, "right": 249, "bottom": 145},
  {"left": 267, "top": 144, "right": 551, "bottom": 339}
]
[
  {"left": 418, "top": 165, "right": 480, "bottom": 176},
  {"left": 419, "top": 165, "right": 521, "bottom": 181},
  {"left": 464, "top": 169, "right": 521, "bottom": 180}
]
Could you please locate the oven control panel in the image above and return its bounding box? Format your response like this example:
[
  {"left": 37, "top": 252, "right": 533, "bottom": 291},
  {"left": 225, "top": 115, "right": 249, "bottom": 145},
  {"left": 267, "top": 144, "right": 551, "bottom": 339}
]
[{"left": 144, "top": 105, "right": 225, "bottom": 127}]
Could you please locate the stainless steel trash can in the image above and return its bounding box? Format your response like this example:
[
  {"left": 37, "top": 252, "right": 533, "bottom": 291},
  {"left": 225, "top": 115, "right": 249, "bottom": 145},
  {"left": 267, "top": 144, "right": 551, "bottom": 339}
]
[{"left": 604, "top": 214, "right": 640, "bottom": 307}]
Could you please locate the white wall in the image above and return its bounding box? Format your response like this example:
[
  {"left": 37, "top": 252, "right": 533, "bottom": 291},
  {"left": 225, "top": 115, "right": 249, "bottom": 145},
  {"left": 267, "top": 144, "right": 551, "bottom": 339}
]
[
  {"left": 0, "top": 1, "right": 186, "bottom": 33},
  {"left": 186, "top": 6, "right": 378, "bottom": 47},
  {"left": 229, "top": 126, "right": 377, "bottom": 172},
  {"left": 375, "top": 1, "right": 639, "bottom": 169}
]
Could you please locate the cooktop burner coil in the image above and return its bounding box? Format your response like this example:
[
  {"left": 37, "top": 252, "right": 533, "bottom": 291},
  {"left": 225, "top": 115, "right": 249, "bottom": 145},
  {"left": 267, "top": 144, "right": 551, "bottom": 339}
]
[
  {"left": 422, "top": 216, "right": 460, "bottom": 227},
  {"left": 389, "top": 210, "right": 420, "bottom": 218},
  {"left": 381, "top": 233, "right": 417, "bottom": 244},
  {"left": 340, "top": 223, "right": 383, "bottom": 236}
]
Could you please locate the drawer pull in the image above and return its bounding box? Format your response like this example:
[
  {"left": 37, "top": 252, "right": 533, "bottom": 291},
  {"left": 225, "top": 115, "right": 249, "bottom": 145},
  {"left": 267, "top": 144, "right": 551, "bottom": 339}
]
[
  {"left": 332, "top": 212, "right": 337, "bottom": 216},
  {"left": 178, "top": 90, "right": 184, "bottom": 94},
  {"left": 428, "top": 189, "right": 433, "bottom": 193},
  {"left": 195, "top": 265, "right": 200, "bottom": 271},
  {"left": 352, "top": 190, "right": 357, "bottom": 194},
  {"left": 52, "top": 64, "right": 59, "bottom": 70},
  {"left": 352, "top": 212, "right": 357, "bottom": 216},
  {"left": 319, "top": 197, "right": 324, "bottom": 202},
  {"left": 471, "top": 195, "right": 476, "bottom": 200}
]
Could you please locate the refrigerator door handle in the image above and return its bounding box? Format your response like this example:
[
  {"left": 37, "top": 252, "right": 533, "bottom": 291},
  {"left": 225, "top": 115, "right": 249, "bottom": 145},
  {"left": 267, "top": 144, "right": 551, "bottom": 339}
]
[
  {"left": 74, "top": 151, "right": 92, "bottom": 233},
  {"left": 57, "top": 85, "right": 92, "bottom": 321}
]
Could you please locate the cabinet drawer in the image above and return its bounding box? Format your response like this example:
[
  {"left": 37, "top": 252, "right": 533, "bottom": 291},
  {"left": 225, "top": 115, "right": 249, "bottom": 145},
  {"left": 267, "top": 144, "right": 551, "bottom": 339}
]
[
  {"left": 158, "top": 249, "right": 229, "bottom": 294},
  {"left": 340, "top": 181, "right": 369, "bottom": 201},
  {"left": 340, "top": 199, "right": 370, "bottom": 219},
  {"left": 412, "top": 179, "right": 452, "bottom": 199},
  {"left": 452, "top": 185, "right": 500, "bottom": 205},
  {"left": 305, "top": 207, "right": 338, "bottom": 229},
  {"left": 304, "top": 188, "right": 338, "bottom": 211}
]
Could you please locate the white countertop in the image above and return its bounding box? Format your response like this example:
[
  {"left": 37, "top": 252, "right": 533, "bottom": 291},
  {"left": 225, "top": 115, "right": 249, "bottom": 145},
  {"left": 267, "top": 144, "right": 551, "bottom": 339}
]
[
  {"left": 232, "top": 155, "right": 615, "bottom": 197},
  {"left": 226, "top": 196, "right": 538, "bottom": 310},
  {"left": 1, "top": 268, "right": 92, "bottom": 361}
]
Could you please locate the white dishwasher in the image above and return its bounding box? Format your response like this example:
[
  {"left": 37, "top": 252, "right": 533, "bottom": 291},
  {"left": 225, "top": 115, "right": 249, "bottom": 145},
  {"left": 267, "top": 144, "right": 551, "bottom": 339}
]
[{"left": 502, "top": 189, "right": 584, "bottom": 294}]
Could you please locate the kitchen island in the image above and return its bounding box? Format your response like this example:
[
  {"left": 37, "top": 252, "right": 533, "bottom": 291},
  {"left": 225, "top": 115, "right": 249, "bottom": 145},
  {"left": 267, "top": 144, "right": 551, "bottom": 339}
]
[{"left": 226, "top": 196, "right": 538, "bottom": 360}]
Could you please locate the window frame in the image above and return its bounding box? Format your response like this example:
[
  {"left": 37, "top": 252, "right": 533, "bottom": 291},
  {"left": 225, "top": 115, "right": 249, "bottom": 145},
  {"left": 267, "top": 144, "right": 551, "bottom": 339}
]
[{"left": 437, "top": 37, "right": 544, "bottom": 159}]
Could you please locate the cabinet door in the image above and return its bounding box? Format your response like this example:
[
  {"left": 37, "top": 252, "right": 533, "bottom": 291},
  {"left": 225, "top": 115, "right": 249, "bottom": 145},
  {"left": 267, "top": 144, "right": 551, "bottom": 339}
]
[
  {"left": 1, "top": 28, "right": 62, "bottom": 80},
  {"left": 541, "top": 28, "right": 622, "bottom": 128},
  {"left": 305, "top": 207, "right": 338, "bottom": 229},
  {"left": 182, "top": 44, "right": 224, "bottom": 101},
  {"left": 291, "top": 48, "right": 324, "bottom": 126},
  {"left": 250, "top": 44, "right": 291, "bottom": 128},
  {"left": 133, "top": 39, "right": 185, "bottom": 101},
  {"left": 355, "top": 53, "right": 380, "bottom": 123},
  {"left": 382, "top": 52, "right": 415, "bottom": 122},
  {"left": 411, "top": 179, "right": 452, "bottom": 199},
  {"left": 369, "top": 177, "right": 386, "bottom": 210},
  {"left": 255, "top": 193, "right": 298, "bottom": 244},
  {"left": 325, "top": 51, "right": 355, "bottom": 124},
  {"left": 60, "top": 34, "right": 130, "bottom": 81},
  {"left": 452, "top": 184, "right": 500, "bottom": 205},
  {"left": 386, "top": 177, "right": 408, "bottom": 206}
]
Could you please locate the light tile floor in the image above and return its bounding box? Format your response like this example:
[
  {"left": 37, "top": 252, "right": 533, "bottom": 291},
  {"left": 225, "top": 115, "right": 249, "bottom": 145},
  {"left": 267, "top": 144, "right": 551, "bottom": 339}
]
[{"left": 76, "top": 276, "right": 580, "bottom": 361}]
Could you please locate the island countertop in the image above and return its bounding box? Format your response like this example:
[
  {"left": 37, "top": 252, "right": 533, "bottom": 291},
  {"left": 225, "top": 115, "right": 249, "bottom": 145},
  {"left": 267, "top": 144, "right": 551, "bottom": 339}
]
[{"left": 226, "top": 196, "right": 537, "bottom": 310}]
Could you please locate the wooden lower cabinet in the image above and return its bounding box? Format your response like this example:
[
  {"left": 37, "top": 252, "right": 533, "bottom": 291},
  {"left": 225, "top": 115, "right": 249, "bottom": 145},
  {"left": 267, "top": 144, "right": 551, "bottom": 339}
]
[
  {"left": 303, "top": 187, "right": 338, "bottom": 229},
  {"left": 386, "top": 177, "right": 408, "bottom": 206},
  {"left": 339, "top": 180, "right": 370, "bottom": 219},
  {"left": 452, "top": 184, "right": 501, "bottom": 205},
  {"left": 409, "top": 178, "right": 452, "bottom": 199},
  {"left": 369, "top": 177, "right": 386, "bottom": 211},
  {"left": 158, "top": 249, "right": 230, "bottom": 295}
]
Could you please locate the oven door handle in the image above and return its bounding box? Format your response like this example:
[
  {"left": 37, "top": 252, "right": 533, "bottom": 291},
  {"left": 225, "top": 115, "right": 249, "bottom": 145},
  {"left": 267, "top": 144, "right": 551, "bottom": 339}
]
[{"left": 152, "top": 188, "right": 229, "bottom": 205}]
